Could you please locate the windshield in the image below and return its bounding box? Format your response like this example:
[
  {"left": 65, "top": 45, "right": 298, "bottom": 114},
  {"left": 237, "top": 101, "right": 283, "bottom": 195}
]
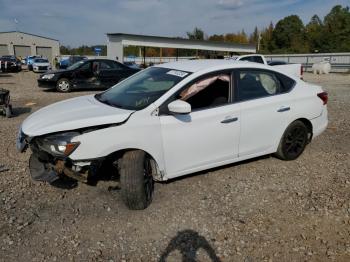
[
  {"left": 34, "top": 59, "right": 48, "bottom": 63},
  {"left": 67, "top": 60, "right": 86, "bottom": 70},
  {"left": 95, "top": 67, "right": 190, "bottom": 110}
]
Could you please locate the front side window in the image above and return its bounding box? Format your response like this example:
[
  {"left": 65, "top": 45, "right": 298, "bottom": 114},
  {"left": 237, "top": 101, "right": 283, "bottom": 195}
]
[
  {"left": 237, "top": 70, "right": 281, "bottom": 101},
  {"left": 95, "top": 67, "right": 190, "bottom": 110},
  {"left": 179, "top": 74, "right": 230, "bottom": 110}
]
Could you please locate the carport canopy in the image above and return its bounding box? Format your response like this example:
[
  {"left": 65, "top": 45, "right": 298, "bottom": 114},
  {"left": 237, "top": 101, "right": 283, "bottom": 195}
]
[{"left": 107, "top": 33, "right": 256, "bottom": 61}]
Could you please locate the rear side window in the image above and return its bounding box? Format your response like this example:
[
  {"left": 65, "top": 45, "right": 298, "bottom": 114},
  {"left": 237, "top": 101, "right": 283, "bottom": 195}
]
[
  {"left": 237, "top": 70, "right": 281, "bottom": 101},
  {"left": 276, "top": 73, "right": 295, "bottom": 93},
  {"left": 252, "top": 56, "right": 264, "bottom": 64},
  {"left": 100, "top": 60, "right": 123, "bottom": 69},
  {"left": 240, "top": 56, "right": 264, "bottom": 64}
]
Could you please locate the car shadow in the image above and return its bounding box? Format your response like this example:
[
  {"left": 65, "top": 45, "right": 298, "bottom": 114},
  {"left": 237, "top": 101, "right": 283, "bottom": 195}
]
[
  {"left": 159, "top": 229, "right": 221, "bottom": 262},
  {"left": 50, "top": 177, "right": 78, "bottom": 189},
  {"left": 12, "top": 107, "right": 32, "bottom": 117},
  {"left": 0, "top": 73, "right": 13, "bottom": 78},
  {"left": 163, "top": 154, "right": 271, "bottom": 184}
]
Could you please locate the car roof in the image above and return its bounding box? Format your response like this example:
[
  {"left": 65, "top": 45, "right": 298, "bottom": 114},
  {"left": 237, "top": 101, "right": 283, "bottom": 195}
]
[{"left": 155, "top": 59, "right": 266, "bottom": 73}]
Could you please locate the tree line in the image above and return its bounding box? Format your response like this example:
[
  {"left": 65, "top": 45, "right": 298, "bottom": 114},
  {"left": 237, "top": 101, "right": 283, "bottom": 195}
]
[{"left": 60, "top": 4, "right": 350, "bottom": 56}]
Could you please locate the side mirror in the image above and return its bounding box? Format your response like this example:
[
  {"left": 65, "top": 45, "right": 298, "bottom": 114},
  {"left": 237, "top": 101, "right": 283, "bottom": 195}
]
[{"left": 168, "top": 100, "right": 191, "bottom": 114}]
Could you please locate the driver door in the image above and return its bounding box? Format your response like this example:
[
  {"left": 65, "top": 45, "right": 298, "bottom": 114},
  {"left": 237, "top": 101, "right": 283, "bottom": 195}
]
[
  {"left": 159, "top": 72, "right": 240, "bottom": 179},
  {"left": 72, "top": 61, "right": 94, "bottom": 88}
]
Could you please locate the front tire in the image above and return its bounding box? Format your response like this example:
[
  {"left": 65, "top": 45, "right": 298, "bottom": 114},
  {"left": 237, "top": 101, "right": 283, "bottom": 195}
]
[
  {"left": 56, "top": 78, "right": 71, "bottom": 92},
  {"left": 119, "top": 150, "right": 154, "bottom": 210},
  {"left": 275, "top": 120, "right": 309, "bottom": 161}
]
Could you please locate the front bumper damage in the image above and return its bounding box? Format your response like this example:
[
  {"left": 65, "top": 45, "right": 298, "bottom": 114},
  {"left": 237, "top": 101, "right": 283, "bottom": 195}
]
[
  {"left": 17, "top": 130, "right": 102, "bottom": 183},
  {"left": 28, "top": 153, "right": 102, "bottom": 183}
]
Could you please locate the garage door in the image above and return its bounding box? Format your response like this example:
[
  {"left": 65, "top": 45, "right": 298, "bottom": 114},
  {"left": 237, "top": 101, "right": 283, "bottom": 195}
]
[
  {"left": 0, "top": 45, "right": 9, "bottom": 56},
  {"left": 14, "top": 45, "right": 31, "bottom": 58},
  {"left": 36, "top": 47, "right": 52, "bottom": 62}
]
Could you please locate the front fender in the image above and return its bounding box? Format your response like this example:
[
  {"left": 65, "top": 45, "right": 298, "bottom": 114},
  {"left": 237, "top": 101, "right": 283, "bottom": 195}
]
[{"left": 69, "top": 110, "right": 166, "bottom": 173}]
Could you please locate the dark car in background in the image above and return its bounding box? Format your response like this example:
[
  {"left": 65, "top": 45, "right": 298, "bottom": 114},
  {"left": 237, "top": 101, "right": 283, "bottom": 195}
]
[
  {"left": 59, "top": 55, "right": 87, "bottom": 69},
  {"left": 0, "top": 56, "right": 22, "bottom": 72},
  {"left": 38, "top": 59, "right": 140, "bottom": 92},
  {"left": 267, "top": 60, "right": 288, "bottom": 66}
]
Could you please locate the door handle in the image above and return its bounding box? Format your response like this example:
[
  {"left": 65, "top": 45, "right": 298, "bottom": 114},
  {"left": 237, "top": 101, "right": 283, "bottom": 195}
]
[
  {"left": 221, "top": 117, "right": 238, "bottom": 124},
  {"left": 277, "top": 106, "right": 290, "bottom": 112}
]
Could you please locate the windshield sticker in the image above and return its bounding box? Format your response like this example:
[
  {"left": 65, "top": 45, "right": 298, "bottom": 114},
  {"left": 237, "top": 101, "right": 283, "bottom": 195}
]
[{"left": 166, "top": 70, "right": 188, "bottom": 78}]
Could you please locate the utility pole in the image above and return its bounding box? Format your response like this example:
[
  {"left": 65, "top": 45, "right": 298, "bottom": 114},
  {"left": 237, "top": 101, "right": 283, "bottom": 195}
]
[{"left": 257, "top": 33, "right": 262, "bottom": 53}]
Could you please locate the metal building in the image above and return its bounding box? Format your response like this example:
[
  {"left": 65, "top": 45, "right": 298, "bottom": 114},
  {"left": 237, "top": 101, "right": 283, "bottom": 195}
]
[
  {"left": 107, "top": 33, "right": 256, "bottom": 62},
  {"left": 0, "top": 31, "right": 60, "bottom": 62}
]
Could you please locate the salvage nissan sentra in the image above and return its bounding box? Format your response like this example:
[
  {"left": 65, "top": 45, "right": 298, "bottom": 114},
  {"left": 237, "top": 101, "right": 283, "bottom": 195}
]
[{"left": 17, "top": 60, "right": 328, "bottom": 210}]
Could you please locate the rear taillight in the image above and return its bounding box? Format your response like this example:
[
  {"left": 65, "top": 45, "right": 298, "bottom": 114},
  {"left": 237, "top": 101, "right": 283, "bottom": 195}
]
[{"left": 317, "top": 92, "right": 328, "bottom": 105}]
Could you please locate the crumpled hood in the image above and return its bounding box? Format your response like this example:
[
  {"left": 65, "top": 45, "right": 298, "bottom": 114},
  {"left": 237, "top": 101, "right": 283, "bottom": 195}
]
[{"left": 22, "top": 95, "right": 134, "bottom": 137}]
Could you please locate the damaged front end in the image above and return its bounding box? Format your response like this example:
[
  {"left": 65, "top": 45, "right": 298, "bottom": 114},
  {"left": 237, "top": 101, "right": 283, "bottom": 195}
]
[{"left": 17, "top": 129, "right": 102, "bottom": 184}]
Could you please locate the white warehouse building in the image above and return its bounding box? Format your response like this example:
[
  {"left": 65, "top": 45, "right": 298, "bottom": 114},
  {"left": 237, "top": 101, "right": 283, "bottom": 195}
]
[{"left": 0, "top": 31, "right": 60, "bottom": 62}]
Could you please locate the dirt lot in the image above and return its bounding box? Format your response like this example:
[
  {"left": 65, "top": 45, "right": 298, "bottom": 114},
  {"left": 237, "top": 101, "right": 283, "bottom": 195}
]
[{"left": 0, "top": 70, "right": 349, "bottom": 262}]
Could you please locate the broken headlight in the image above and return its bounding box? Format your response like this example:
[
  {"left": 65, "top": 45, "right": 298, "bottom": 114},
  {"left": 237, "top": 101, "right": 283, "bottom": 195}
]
[{"left": 36, "top": 132, "right": 80, "bottom": 157}]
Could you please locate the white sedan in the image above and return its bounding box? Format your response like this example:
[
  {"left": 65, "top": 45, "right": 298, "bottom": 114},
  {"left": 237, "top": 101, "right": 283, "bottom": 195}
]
[
  {"left": 32, "top": 58, "right": 52, "bottom": 73},
  {"left": 17, "top": 60, "right": 328, "bottom": 210}
]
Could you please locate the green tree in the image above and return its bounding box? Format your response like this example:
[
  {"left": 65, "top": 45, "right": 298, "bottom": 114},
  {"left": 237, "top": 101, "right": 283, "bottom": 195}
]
[
  {"left": 306, "top": 15, "right": 323, "bottom": 52},
  {"left": 186, "top": 27, "right": 205, "bottom": 40},
  {"left": 209, "top": 34, "right": 225, "bottom": 42},
  {"left": 271, "top": 15, "right": 308, "bottom": 53},
  {"left": 323, "top": 5, "right": 350, "bottom": 52}
]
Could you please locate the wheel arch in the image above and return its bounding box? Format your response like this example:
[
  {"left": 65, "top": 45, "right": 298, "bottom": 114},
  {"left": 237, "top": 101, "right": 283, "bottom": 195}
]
[
  {"left": 103, "top": 147, "right": 164, "bottom": 181},
  {"left": 294, "top": 118, "right": 313, "bottom": 142}
]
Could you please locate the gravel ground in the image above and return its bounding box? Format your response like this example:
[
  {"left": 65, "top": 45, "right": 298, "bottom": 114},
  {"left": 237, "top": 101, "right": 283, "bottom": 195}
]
[{"left": 0, "top": 70, "right": 349, "bottom": 262}]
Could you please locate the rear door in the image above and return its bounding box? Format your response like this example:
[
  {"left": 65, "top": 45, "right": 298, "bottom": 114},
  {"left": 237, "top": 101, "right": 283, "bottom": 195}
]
[{"left": 235, "top": 68, "right": 295, "bottom": 157}]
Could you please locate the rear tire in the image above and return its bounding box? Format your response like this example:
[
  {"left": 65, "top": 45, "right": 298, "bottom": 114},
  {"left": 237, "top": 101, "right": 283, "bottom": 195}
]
[
  {"left": 119, "top": 150, "right": 154, "bottom": 210},
  {"left": 275, "top": 120, "right": 309, "bottom": 161},
  {"left": 56, "top": 78, "right": 71, "bottom": 92}
]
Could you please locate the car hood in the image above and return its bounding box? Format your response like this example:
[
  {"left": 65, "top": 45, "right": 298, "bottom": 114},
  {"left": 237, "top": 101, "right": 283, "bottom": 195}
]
[{"left": 22, "top": 95, "right": 135, "bottom": 137}]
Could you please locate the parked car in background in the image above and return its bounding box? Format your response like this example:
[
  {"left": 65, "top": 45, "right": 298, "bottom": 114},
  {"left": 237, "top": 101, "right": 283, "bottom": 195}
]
[
  {"left": 0, "top": 55, "right": 22, "bottom": 72},
  {"left": 19, "top": 60, "right": 328, "bottom": 209},
  {"left": 227, "top": 54, "right": 303, "bottom": 79},
  {"left": 27, "top": 56, "right": 41, "bottom": 71},
  {"left": 268, "top": 60, "right": 288, "bottom": 66},
  {"left": 38, "top": 59, "right": 139, "bottom": 92},
  {"left": 59, "top": 56, "right": 87, "bottom": 69},
  {"left": 32, "top": 58, "right": 52, "bottom": 73}
]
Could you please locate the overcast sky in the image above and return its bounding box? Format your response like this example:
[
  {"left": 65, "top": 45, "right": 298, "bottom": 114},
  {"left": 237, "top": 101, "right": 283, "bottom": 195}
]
[{"left": 0, "top": 0, "right": 348, "bottom": 46}]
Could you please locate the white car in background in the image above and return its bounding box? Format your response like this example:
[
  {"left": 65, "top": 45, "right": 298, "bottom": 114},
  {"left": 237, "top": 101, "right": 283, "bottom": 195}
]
[
  {"left": 227, "top": 54, "right": 303, "bottom": 79},
  {"left": 32, "top": 58, "right": 51, "bottom": 73},
  {"left": 17, "top": 60, "right": 328, "bottom": 210}
]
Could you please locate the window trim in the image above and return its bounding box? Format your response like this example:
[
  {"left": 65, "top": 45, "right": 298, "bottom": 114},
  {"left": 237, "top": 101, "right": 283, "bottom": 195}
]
[
  {"left": 233, "top": 68, "right": 296, "bottom": 103},
  {"left": 159, "top": 69, "right": 234, "bottom": 115}
]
